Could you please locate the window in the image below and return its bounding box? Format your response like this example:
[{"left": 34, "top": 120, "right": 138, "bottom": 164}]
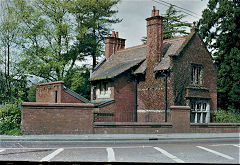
[
  {"left": 96, "top": 82, "right": 111, "bottom": 98},
  {"left": 54, "top": 91, "right": 58, "bottom": 103},
  {"left": 191, "top": 65, "right": 203, "bottom": 85},
  {"left": 190, "top": 100, "right": 210, "bottom": 123},
  {"left": 100, "top": 82, "right": 107, "bottom": 94}
]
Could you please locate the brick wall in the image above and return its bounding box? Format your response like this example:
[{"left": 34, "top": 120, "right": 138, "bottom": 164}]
[
  {"left": 137, "top": 110, "right": 171, "bottom": 122},
  {"left": 93, "top": 106, "right": 239, "bottom": 134},
  {"left": 22, "top": 104, "right": 239, "bottom": 134},
  {"left": 36, "top": 81, "right": 85, "bottom": 103},
  {"left": 171, "top": 33, "right": 217, "bottom": 112},
  {"left": 22, "top": 102, "right": 94, "bottom": 134},
  {"left": 114, "top": 73, "right": 136, "bottom": 122},
  {"left": 170, "top": 33, "right": 217, "bottom": 123}
]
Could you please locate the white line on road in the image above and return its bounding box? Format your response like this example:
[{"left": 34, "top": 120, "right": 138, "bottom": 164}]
[
  {"left": 106, "top": 147, "right": 115, "bottom": 162},
  {"left": 233, "top": 145, "right": 240, "bottom": 148},
  {"left": 40, "top": 148, "right": 64, "bottom": 162},
  {"left": 196, "top": 146, "right": 234, "bottom": 160},
  {"left": 153, "top": 147, "right": 184, "bottom": 163},
  {"left": 210, "top": 144, "right": 239, "bottom": 147},
  {"left": 0, "top": 149, "right": 5, "bottom": 153}
]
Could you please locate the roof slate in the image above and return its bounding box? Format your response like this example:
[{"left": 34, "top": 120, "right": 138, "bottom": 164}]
[{"left": 90, "top": 36, "right": 188, "bottom": 81}]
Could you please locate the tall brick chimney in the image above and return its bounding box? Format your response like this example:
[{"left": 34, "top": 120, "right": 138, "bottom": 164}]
[
  {"left": 146, "top": 7, "right": 164, "bottom": 81},
  {"left": 105, "top": 31, "right": 126, "bottom": 59}
]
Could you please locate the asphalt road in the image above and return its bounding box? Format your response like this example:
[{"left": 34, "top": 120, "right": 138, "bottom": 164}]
[{"left": 0, "top": 138, "right": 239, "bottom": 164}]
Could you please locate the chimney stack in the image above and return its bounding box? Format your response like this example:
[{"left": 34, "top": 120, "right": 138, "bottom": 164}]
[
  {"left": 146, "top": 7, "right": 164, "bottom": 81},
  {"left": 105, "top": 31, "right": 126, "bottom": 59}
]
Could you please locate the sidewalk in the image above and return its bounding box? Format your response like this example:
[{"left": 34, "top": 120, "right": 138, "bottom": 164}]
[{"left": 0, "top": 133, "right": 239, "bottom": 141}]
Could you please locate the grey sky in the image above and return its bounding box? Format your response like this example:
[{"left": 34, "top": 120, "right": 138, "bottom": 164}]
[{"left": 112, "top": 0, "right": 209, "bottom": 48}]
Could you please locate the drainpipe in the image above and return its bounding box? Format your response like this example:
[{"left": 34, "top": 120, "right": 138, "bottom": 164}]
[
  {"left": 134, "top": 78, "right": 138, "bottom": 122},
  {"left": 164, "top": 71, "right": 168, "bottom": 122}
]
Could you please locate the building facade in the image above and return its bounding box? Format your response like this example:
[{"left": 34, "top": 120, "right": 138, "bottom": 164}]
[{"left": 89, "top": 8, "right": 217, "bottom": 123}]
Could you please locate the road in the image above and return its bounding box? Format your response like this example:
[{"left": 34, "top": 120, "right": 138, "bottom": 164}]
[{"left": 0, "top": 137, "right": 239, "bottom": 164}]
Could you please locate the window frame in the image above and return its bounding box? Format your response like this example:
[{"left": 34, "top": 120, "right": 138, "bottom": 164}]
[{"left": 191, "top": 64, "right": 203, "bottom": 86}]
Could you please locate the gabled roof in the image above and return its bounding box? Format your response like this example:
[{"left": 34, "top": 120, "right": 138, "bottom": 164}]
[{"left": 90, "top": 35, "right": 191, "bottom": 81}]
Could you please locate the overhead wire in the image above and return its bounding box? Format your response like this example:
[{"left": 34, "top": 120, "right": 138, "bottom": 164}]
[{"left": 152, "top": 0, "right": 200, "bottom": 19}]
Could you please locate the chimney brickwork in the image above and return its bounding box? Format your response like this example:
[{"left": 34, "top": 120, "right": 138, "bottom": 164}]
[
  {"left": 146, "top": 8, "right": 164, "bottom": 82},
  {"left": 105, "top": 31, "right": 126, "bottom": 59}
]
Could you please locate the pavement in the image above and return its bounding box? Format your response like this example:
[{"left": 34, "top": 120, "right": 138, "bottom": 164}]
[{"left": 0, "top": 133, "right": 239, "bottom": 141}]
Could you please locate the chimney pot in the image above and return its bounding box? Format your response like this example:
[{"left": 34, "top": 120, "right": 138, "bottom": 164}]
[
  {"left": 112, "top": 31, "right": 115, "bottom": 37},
  {"left": 105, "top": 32, "right": 126, "bottom": 59}
]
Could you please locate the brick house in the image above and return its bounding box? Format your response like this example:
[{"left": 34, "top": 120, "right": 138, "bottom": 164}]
[{"left": 89, "top": 8, "right": 217, "bottom": 123}]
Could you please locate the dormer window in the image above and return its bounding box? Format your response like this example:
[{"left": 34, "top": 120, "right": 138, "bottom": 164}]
[
  {"left": 96, "top": 82, "right": 111, "bottom": 98},
  {"left": 191, "top": 64, "right": 203, "bottom": 85}
]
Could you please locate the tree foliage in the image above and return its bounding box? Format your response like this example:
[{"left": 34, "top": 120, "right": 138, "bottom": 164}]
[
  {"left": 0, "top": 0, "right": 120, "bottom": 104},
  {"left": 141, "top": 4, "right": 192, "bottom": 43},
  {"left": 198, "top": 0, "right": 240, "bottom": 112}
]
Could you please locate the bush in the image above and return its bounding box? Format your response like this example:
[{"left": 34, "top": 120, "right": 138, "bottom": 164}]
[
  {"left": 0, "top": 103, "right": 22, "bottom": 135},
  {"left": 215, "top": 109, "right": 240, "bottom": 123}
]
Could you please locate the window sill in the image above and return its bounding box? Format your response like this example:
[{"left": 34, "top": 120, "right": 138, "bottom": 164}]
[{"left": 186, "top": 85, "right": 208, "bottom": 91}]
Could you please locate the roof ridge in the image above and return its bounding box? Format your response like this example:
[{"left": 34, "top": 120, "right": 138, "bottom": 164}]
[
  {"left": 116, "top": 44, "right": 146, "bottom": 53},
  {"left": 116, "top": 35, "right": 188, "bottom": 53},
  {"left": 163, "top": 35, "right": 188, "bottom": 42}
]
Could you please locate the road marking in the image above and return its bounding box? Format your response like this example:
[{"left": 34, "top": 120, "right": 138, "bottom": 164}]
[
  {"left": 40, "top": 148, "right": 64, "bottom": 162},
  {"left": 233, "top": 145, "right": 240, "bottom": 148},
  {"left": 106, "top": 147, "right": 115, "bottom": 162},
  {"left": 0, "top": 149, "right": 5, "bottom": 153},
  {"left": 196, "top": 146, "right": 234, "bottom": 160},
  {"left": 153, "top": 147, "right": 184, "bottom": 163},
  {"left": 210, "top": 144, "right": 240, "bottom": 147}
]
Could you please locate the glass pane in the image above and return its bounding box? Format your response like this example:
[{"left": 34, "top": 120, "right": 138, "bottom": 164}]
[
  {"left": 203, "top": 113, "right": 207, "bottom": 123},
  {"left": 202, "top": 103, "right": 207, "bottom": 111},
  {"left": 197, "top": 113, "right": 201, "bottom": 123},
  {"left": 197, "top": 103, "right": 201, "bottom": 111},
  {"left": 190, "top": 112, "right": 195, "bottom": 123},
  {"left": 191, "top": 103, "right": 195, "bottom": 111}
]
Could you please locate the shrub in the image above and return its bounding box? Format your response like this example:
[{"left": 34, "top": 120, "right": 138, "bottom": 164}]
[
  {"left": 215, "top": 109, "right": 240, "bottom": 123},
  {"left": 0, "top": 103, "right": 22, "bottom": 135}
]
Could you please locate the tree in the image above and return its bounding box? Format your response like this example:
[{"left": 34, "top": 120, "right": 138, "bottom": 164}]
[
  {"left": 13, "top": 0, "right": 120, "bottom": 78},
  {"left": 141, "top": 4, "right": 192, "bottom": 43},
  {"left": 0, "top": 0, "right": 20, "bottom": 98},
  {"left": 198, "top": 0, "right": 240, "bottom": 112},
  {"left": 70, "top": 0, "right": 121, "bottom": 69}
]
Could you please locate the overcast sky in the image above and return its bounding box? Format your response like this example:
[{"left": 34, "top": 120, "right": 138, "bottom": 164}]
[{"left": 111, "top": 0, "right": 209, "bottom": 48}]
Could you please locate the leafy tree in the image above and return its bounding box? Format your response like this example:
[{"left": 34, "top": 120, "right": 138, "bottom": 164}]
[
  {"left": 198, "top": 0, "right": 240, "bottom": 112},
  {"left": 69, "top": 0, "right": 121, "bottom": 69},
  {"left": 141, "top": 4, "right": 192, "bottom": 43},
  {"left": 9, "top": 0, "right": 120, "bottom": 100},
  {"left": 0, "top": 0, "right": 20, "bottom": 98}
]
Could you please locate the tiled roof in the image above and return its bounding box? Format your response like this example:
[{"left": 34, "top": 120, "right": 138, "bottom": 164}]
[
  {"left": 90, "top": 36, "right": 189, "bottom": 81},
  {"left": 90, "top": 45, "right": 146, "bottom": 81}
]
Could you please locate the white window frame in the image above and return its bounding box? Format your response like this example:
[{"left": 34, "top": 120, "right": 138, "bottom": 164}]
[
  {"left": 96, "top": 82, "right": 111, "bottom": 98},
  {"left": 190, "top": 100, "right": 210, "bottom": 123}
]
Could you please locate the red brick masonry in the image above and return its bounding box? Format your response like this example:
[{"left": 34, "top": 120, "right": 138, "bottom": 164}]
[{"left": 22, "top": 103, "right": 239, "bottom": 134}]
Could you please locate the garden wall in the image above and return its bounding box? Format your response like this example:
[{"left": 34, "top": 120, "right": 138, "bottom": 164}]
[{"left": 21, "top": 103, "right": 239, "bottom": 134}]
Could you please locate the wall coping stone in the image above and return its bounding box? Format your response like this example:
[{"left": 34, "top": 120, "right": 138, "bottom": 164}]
[
  {"left": 94, "top": 122, "right": 172, "bottom": 126},
  {"left": 22, "top": 102, "right": 95, "bottom": 108},
  {"left": 37, "top": 81, "right": 64, "bottom": 86},
  {"left": 191, "top": 123, "right": 240, "bottom": 127},
  {"left": 170, "top": 106, "right": 190, "bottom": 110}
]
